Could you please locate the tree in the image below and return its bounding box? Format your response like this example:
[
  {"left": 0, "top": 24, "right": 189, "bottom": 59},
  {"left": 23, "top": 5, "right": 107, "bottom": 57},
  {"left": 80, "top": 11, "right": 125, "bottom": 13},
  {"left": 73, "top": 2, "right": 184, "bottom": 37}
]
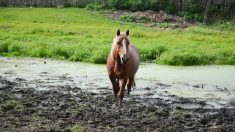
[{"left": 203, "top": 0, "right": 211, "bottom": 24}]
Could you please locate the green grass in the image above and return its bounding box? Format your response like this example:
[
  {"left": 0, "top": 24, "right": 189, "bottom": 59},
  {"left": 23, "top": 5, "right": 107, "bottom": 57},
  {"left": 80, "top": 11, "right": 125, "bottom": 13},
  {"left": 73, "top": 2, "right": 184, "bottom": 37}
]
[{"left": 0, "top": 8, "right": 235, "bottom": 65}]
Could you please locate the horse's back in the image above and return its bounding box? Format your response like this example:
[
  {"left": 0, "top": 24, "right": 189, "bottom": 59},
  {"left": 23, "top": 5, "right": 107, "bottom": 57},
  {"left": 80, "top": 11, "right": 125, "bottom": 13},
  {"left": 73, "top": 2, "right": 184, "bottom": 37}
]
[{"left": 128, "top": 44, "right": 139, "bottom": 76}]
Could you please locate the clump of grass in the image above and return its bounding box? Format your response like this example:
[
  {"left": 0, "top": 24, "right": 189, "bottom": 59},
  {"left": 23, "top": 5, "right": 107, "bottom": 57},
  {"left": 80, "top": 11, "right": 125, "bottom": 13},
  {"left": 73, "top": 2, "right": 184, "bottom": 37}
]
[
  {"left": 139, "top": 46, "right": 167, "bottom": 62},
  {"left": 50, "top": 46, "right": 70, "bottom": 59},
  {"left": 158, "top": 49, "right": 235, "bottom": 65},
  {"left": 158, "top": 52, "right": 201, "bottom": 65},
  {"left": 139, "top": 16, "right": 151, "bottom": 23},
  {"left": 120, "top": 15, "right": 136, "bottom": 22},
  {"left": 131, "top": 32, "right": 147, "bottom": 38},
  {"left": 8, "top": 42, "right": 21, "bottom": 53},
  {"left": 65, "top": 124, "right": 84, "bottom": 132},
  {"left": 154, "top": 22, "right": 176, "bottom": 28},
  {"left": 1, "top": 100, "right": 25, "bottom": 112},
  {"left": 29, "top": 47, "right": 48, "bottom": 58},
  {"left": 68, "top": 50, "right": 90, "bottom": 62},
  {"left": 90, "top": 48, "right": 109, "bottom": 64},
  {"left": 30, "top": 28, "right": 44, "bottom": 34},
  {"left": 215, "top": 50, "right": 235, "bottom": 64},
  {"left": 0, "top": 40, "right": 10, "bottom": 52}
]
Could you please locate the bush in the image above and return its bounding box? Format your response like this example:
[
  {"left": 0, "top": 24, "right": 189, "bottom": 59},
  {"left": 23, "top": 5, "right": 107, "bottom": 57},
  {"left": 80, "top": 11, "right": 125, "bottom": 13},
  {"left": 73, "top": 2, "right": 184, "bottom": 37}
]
[
  {"left": 178, "top": 11, "right": 194, "bottom": 21},
  {"left": 214, "top": 21, "right": 235, "bottom": 31},
  {"left": 85, "top": 3, "right": 106, "bottom": 11}
]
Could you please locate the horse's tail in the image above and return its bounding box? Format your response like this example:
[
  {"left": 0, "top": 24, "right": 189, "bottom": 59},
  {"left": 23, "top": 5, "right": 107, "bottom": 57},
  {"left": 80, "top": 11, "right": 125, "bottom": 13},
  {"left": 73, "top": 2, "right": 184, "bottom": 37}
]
[{"left": 131, "top": 78, "right": 136, "bottom": 89}]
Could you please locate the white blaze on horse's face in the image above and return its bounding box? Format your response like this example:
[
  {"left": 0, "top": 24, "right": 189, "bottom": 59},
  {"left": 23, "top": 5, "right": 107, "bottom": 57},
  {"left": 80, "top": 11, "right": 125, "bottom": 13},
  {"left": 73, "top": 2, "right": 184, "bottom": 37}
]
[{"left": 120, "top": 38, "right": 129, "bottom": 64}]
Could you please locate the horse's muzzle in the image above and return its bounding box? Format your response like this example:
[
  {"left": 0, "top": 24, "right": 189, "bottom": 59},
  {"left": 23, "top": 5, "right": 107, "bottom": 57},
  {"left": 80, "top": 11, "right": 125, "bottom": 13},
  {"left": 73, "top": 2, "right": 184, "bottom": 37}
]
[{"left": 121, "top": 55, "right": 128, "bottom": 64}]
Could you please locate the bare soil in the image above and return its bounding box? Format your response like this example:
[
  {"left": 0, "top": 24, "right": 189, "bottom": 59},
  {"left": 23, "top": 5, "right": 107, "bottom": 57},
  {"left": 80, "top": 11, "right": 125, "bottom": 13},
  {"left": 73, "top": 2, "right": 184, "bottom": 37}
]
[
  {"left": 1, "top": 75, "right": 235, "bottom": 131},
  {"left": 106, "top": 10, "right": 189, "bottom": 30}
]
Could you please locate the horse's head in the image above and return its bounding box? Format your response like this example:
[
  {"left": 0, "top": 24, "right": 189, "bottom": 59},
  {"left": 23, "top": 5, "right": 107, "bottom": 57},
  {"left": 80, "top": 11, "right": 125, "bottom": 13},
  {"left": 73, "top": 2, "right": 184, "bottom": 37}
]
[{"left": 113, "top": 29, "right": 130, "bottom": 64}]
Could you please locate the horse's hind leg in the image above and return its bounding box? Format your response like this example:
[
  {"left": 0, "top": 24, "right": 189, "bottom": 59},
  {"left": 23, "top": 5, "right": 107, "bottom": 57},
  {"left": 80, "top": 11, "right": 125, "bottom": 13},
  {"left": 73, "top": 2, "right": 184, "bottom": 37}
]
[
  {"left": 116, "top": 79, "right": 120, "bottom": 92},
  {"left": 127, "top": 77, "right": 134, "bottom": 95}
]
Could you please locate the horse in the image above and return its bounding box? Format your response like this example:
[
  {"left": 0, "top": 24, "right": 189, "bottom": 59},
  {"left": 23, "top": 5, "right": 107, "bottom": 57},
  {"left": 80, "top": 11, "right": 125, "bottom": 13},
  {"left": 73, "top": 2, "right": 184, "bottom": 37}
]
[{"left": 107, "top": 29, "right": 139, "bottom": 107}]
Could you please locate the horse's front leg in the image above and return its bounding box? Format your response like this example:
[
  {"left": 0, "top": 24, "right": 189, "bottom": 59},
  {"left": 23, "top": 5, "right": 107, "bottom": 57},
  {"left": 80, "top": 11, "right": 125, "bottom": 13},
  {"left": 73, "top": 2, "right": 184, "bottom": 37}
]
[
  {"left": 117, "top": 78, "right": 127, "bottom": 107},
  {"left": 109, "top": 74, "right": 119, "bottom": 98}
]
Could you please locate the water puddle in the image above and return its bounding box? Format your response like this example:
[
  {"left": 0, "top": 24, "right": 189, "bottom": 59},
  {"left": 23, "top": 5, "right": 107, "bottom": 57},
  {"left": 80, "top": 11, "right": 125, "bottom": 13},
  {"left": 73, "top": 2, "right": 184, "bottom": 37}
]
[{"left": 1, "top": 56, "right": 235, "bottom": 108}]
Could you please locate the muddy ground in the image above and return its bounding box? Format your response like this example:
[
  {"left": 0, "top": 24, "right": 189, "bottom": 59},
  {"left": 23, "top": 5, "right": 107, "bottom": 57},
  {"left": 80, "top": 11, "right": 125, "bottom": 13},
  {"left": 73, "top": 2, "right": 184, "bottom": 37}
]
[
  {"left": 1, "top": 75, "right": 235, "bottom": 132},
  {"left": 105, "top": 10, "right": 189, "bottom": 29}
]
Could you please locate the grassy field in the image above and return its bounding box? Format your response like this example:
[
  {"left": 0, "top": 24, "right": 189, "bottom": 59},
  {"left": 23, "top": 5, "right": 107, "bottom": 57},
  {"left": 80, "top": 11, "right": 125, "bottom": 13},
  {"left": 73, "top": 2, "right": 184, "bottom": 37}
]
[{"left": 0, "top": 8, "right": 235, "bottom": 65}]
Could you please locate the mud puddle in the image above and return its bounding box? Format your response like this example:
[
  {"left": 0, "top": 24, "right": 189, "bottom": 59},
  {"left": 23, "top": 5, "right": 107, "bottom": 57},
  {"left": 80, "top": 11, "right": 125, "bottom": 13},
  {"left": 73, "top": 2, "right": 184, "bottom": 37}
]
[{"left": 0, "top": 57, "right": 235, "bottom": 131}]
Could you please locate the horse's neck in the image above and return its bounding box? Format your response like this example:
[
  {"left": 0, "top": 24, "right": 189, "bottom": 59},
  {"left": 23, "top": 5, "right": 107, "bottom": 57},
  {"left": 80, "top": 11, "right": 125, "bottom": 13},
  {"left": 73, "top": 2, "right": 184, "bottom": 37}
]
[{"left": 113, "top": 54, "right": 121, "bottom": 65}]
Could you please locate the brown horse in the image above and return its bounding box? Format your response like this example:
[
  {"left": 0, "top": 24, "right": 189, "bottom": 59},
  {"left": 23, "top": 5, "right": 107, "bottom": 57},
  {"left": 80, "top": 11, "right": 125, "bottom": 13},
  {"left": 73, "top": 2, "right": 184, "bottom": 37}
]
[{"left": 107, "top": 29, "right": 139, "bottom": 107}]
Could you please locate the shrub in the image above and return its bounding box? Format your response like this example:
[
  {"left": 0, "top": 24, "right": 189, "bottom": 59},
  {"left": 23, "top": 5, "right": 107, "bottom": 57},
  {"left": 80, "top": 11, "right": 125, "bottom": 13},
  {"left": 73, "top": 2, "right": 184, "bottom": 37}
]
[{"left": 86, "top": 3, "right": 106, "bottom": 11}]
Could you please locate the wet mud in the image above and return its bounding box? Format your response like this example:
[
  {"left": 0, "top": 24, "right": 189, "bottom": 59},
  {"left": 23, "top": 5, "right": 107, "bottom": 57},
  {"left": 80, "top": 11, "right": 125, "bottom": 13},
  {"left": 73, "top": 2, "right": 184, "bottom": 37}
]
[
  {"left": 1, "top": 75, "right": 235, "bottom": 132},
  {"left": 1, "top": 57, "right": 235, "bottom": 131}
]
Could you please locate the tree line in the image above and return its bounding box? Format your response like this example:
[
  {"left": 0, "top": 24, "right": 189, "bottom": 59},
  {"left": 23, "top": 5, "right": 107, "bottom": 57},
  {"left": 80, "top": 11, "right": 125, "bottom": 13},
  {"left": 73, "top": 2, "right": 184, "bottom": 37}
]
[{"left": 1, "top": 0, "right": 235, "bottom": 22}]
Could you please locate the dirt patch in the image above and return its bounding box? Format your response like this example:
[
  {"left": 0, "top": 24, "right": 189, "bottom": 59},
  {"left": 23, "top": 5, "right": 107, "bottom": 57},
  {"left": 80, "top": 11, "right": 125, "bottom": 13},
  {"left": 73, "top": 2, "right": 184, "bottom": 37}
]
[
  {"left": 106, "top": 10, "right": 189, "bottom": 30},
  {"left": 0, "top": 76, "right": 235, "bottom": 131}
]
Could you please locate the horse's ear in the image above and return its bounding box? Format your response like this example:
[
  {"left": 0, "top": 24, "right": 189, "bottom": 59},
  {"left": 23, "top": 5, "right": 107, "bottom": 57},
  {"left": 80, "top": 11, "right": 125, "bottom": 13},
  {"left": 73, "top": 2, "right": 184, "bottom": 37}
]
[
  {"left": 126, "top": 30, "right": 129, "bottom": 36},
  {"left": 117, "top": 29, "right": 120, "bottom": 36}
]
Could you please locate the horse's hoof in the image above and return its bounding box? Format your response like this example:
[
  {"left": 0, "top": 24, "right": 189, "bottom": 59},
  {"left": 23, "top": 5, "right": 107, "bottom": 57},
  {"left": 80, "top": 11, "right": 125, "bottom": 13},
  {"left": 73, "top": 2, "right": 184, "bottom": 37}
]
[
  {"left": 119, "top": 103, "right": 122, "bottom": 108},
  {"left": 127, "top": 91, "right": 129, "bottom": 95}
]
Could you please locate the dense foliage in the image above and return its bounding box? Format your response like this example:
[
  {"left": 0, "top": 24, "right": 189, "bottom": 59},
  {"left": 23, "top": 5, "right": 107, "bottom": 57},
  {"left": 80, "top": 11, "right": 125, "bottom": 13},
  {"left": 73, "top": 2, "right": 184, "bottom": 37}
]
[
  {"left": 86, "top": 0, "right": 235, "bottom": 22},
  {"left": 1, "top": 0, "right": 234, "bottom": 22}
]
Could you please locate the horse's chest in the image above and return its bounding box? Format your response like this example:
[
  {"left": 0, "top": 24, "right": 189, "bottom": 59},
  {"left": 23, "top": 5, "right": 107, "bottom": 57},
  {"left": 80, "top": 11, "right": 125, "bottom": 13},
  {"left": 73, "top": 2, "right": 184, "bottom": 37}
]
[{"left": 114, "top": 65, "right": 126, "bottom": 78}]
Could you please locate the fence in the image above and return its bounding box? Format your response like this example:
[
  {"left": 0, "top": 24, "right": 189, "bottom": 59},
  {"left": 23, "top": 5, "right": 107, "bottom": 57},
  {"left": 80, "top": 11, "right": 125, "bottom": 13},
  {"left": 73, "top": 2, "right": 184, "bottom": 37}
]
[
  {"left": 0, "top": 0, "right": 233, "bottom": 8},
  {"left": 0, "top": 0, "right": 105, "bottom": 7}
]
